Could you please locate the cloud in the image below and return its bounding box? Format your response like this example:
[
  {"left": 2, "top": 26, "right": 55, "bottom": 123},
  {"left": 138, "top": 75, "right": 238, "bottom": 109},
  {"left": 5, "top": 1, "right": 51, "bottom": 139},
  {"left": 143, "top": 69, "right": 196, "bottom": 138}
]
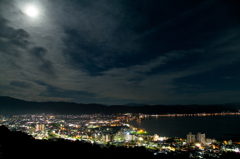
[
  {"left": 0, "top": 17, "right": 30, "bottom": 58},
  {"left": 29, "top": 46, "right": 55, "bottom": 76},
  {"left": 9, "top": 80, "right": 32, "bottom": 89},
  {"left": 0, "top": 9, "right": 60, "bottom": 101},
  {"left": 0, "top": 0, "right": 240, "bottom": 105}
]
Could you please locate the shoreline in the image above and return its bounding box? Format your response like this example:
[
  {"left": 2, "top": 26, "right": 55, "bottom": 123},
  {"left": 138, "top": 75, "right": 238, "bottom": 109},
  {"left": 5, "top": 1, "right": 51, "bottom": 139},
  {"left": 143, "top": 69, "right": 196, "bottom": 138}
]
[
  {"left": 127, "top": 122, "right": 240, "bottom": 143},
  {"left": 126, "top": 116, "right": 240, "bottom": 143},
  {"left": 145, "top": 112, "right": 240, "bottom": 117}
]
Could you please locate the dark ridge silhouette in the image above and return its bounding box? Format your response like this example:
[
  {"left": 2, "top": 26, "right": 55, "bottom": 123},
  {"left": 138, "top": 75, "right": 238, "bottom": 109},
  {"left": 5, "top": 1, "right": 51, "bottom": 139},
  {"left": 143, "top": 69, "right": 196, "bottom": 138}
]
[
  {"left": 0, "top": 125, "right": 153, "bottom": 159},
  {"left": 124, "top": 103, "right": 149, "bottom": 106},
  {"left": 0, "top": 126, "right": 240, "bottom": 159},
  {"left": 0, "top": 96, "right": 239, "bottom": 115}
]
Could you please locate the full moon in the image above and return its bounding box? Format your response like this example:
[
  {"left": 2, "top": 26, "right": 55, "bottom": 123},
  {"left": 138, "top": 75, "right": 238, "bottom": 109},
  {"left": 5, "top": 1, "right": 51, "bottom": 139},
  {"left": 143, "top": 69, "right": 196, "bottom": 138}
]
[{"left": 25, "top": 5, "right": 39, "bottom": 17}]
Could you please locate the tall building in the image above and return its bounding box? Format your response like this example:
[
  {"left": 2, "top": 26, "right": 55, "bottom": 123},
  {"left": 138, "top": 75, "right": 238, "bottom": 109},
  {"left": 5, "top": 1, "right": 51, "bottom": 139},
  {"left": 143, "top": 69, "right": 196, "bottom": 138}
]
[
  {"left": 101, "top": 134, "right": 111, "bottom": 142},
  {"left": 187, "top": 132, "right": 195, "bottom": 144},
  {"left": 36, "top": 123, "right": 44, "bottom": 131},
  {"left": 125, "top": 133, "right": 135, "bottom": 141},
  {"left": 120, "top": 131, "right": 125, "bottom": 140},
  {"left": 197, "top": 132, "right": 206, "bottom": 144},
  {"left": 106, "top": 134, "right": 110, "bottom": 142}
]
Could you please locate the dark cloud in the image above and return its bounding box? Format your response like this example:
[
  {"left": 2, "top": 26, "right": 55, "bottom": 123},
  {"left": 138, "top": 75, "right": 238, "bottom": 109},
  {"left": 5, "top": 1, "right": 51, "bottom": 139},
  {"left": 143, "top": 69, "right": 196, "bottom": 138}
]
[
  {"left": 29, "top": 46, "right": 55, "bottom": 76},
  {"left": 30, "top": 46, "right": 47, "bottom": 59},
  {"left": 0, "top": 17, "right": 30, "bottom": 57},
  {"left": 0, "top": 16, "right": 29, "bottom": 39},
  {"left": 9, "top": 81, "right": 32, "bottom": 89},
  {"left": 0, "top": 13, "right": 55, "bottom": 77}
]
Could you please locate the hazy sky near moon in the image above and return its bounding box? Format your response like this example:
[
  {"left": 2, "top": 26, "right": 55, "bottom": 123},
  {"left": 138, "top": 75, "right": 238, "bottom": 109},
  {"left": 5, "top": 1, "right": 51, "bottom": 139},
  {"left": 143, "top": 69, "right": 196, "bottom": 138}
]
[
  {"left": 24, "top": 5, "right": 39, "bottom": 17},
  {"left": 0, "top": 0, "right": 240, "bottom": 105}
]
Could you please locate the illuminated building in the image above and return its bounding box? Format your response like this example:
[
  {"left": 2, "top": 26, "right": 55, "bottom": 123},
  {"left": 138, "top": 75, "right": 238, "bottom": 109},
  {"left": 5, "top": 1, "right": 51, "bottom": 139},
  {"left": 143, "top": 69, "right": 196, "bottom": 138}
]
[
  {"left": 195, "top": 142, "right": 201, "bottom": 148},
  {"left": 113, "top": 133, "right": 119, "bottom": 141},
  {"left": 101, "top": 134, "right": 111, "bottom": 142},
  {"left": 82, "top": 134, "right": 89, "bottom": 139},
  {"left": 35, "top": 123, "right": 44, "bottom": 131},
  {"left": 138, "top": 137, "right": 143, "bottom": 141},
  {"left": 228, "top": 140, "right": 232, "bottom": 145},
  {"left": 187, "top": 132, "right": 195, "bottom": 144},
  {"left": 94, "top": 134, "right": 101, "bottom": 140},
  {"left": 125, "top": 132, "right": 135, "bottom": 141},
  {"left": 102, "top": 135, "right": 105, "bottom": 141},
  {"left": 206, "top": 138, "right": 217, "bottom": 144},
  {"left": 106, "top": 134, "right": 110, "bottom": 142},
  {"left": 197, "top": 132, "right": 206, "bottom": 144},
  {"left": 153, "top": 134, "right": 159, "bottom": 141},
  {"left": 206, "top": 138, "right": 212, "bottom": 144},
  {"left": 212, "top": 139, "right": 217, "bottom": 143},
  {"left": 120, "top": 131, "right": 125, "bottom": 140}
]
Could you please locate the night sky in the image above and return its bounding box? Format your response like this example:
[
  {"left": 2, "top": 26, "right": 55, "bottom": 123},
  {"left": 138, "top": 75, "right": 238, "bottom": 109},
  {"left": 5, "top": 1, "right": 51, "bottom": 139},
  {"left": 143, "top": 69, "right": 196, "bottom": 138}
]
[{"left": 0, "top": 0, "right": 240, "bottom": 105}]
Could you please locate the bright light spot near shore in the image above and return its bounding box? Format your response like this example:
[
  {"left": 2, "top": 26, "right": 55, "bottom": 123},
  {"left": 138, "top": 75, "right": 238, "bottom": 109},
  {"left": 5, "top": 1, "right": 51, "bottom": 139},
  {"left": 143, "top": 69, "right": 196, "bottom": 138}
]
[
  {"left": 195, "top": 143, "right": 201, "bottom": 147},
  {"left": 25, "top": 5, "right": 39, "bottom": 17}
]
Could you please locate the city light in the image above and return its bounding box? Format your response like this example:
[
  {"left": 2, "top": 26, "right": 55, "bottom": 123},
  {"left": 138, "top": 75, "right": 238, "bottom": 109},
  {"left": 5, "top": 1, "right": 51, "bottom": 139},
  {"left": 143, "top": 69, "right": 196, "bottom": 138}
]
[
  {"left": 1, "top": 113, "right": 239, "bottom": 158},
  {"left": 195, "top": 143, "right": 201, "bottom": 147}
]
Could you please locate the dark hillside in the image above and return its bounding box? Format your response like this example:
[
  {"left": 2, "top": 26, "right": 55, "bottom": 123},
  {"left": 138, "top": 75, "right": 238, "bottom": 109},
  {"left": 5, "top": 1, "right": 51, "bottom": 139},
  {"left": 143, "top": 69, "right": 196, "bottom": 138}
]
[{"left": 0, "top": 96, "right": 238, "bottom": 115}]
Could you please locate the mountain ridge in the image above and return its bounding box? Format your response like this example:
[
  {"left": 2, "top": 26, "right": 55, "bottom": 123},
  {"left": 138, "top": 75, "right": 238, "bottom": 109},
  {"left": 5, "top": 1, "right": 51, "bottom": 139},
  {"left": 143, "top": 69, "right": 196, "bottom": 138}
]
[{"left": 0, "top": 96, "right": 239, "bottom": 115}]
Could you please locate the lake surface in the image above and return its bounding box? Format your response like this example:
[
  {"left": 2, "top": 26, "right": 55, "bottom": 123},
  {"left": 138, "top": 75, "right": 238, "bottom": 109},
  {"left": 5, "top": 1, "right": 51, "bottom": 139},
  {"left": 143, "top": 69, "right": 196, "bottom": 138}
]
[{"left": 128, "top": 115, "right": 240, "bottom": 141}]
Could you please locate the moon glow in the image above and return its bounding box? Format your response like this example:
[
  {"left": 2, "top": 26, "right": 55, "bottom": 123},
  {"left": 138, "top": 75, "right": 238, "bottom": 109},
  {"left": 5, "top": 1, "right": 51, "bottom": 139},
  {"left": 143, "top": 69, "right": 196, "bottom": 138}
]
[{"left": 25, "top": 5, "right": 39, "bottom": 17}]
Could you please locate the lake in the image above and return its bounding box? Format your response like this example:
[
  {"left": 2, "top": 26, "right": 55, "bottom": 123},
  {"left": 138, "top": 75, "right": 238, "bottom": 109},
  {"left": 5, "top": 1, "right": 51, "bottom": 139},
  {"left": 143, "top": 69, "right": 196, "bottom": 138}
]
[{"left": 128, "top": 115, "right": 240, "bottom": 141}]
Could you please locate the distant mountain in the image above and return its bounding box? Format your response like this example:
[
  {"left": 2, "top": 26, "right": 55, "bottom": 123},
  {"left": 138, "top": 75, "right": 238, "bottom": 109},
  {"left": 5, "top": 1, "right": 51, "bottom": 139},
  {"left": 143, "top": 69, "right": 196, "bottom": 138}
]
[
  {"left": 0, "top": 96, "right": 239, "bottom": 115},
  {"left": 124, "top": 103, "right": 149, "bottom": 106},
  {"left": 222, "top": 102, "right": 240, "bottom": 110},
  {"left": 223, "top": 102, "right": 240, "bottom": 105}
]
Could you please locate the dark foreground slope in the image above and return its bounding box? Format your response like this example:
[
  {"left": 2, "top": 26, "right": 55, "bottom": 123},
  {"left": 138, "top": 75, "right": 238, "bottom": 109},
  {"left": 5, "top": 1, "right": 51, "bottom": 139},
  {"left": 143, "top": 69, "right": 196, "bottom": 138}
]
[
  {"left": 0, "top": 96, "right": 239, "bottom": 115},
  {"left": 0, "top": 126, "right": 240, "bottom": 159},
  {"left": 0, "top": 126, "right": 160, "bottom": 159}
]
